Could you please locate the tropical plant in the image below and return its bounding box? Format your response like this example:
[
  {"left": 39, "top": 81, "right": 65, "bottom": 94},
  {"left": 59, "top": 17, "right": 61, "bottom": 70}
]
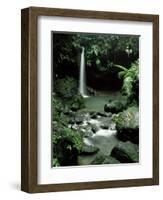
[{"left": 116, "top": 60, "right": 139, "bottom": 104}]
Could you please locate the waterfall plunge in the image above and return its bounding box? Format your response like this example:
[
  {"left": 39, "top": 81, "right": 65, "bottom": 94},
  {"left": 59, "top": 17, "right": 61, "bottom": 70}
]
[{"left": 79, "top": 47, "right": 88, "bottom": 98}]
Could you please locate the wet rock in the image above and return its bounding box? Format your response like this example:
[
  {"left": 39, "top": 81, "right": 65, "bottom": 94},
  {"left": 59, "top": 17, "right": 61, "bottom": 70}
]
[
  {"left": 91, "top": 153, "right": 105, "bottom": 164},
  {"left": 74, "top": 114, "right": 85, "bottom": 125},
  {"left": 111, "top": 141, "right": 139, "bottom": 163},
  {"left": 91, "top": 154, "right": 120, "bottom": 165},
  {"left": 97, "top": 112, "right": 109, "bottom": 117},
  {"left": 103, "top": 156, "right": 120, "bottom": 164},
  {"left": 100, "top": 124, "right": 109, "bottom": 129},
  {"left": 104, "top": 99, "right": 126, "bottom": 113},
  {"left": 89, "top": 111, "right": 98, "bottom": 119},
  {"left": 79, "top": 125, "right": 94, "bottom": 137},
  {"left": 99, "top": 117, "right": 112, "bottom": 129},
  {"left": 81, "top": 145, "right": 99, "bottom": 155},
  {"left": 89, "top": 111, "right": 95, "bottom": 115},
  {"left": 68, "top": 117, "right": 75, "bottom": 124},
  {"left": 81, "top": 130, "right": 94, "bottom": 138},
  {"left": 91, "top": 124, "right": 100, "bottom": 133},
  {"left": 113, "top": 106, "right": 139, "bottom": 144}
]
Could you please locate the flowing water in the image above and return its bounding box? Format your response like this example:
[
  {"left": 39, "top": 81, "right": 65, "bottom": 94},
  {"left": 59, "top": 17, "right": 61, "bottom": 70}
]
[
  {"left": 79, "top": 47, "right": 88, "bottom": 97},
  {"left": 78, "top": 117, "right": 119, "bottom": 165},
  {"left": 77, "top": 48, "right": 121, "bottom": 165}
]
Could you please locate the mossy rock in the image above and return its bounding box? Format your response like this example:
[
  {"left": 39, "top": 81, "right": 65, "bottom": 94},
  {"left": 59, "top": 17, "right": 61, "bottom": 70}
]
[
  {"left": 91, "top": 154, "right": 120, "bottom": 165},
  {"left": 111, "top": 141, "right": 139, "bottom": 163},
  {"left": 113, "top": 106, "right": 139, "bottom": 144},
  {"left": 80, "top": 145, "right": 99, "bottom": 155},
  {"left": 90, "top": 153, "right": 105, "bottom": 164},
  {"left": 113, "top": 106, "right": 138, "bottom": 129},
  {"left": 103, "top": 156, "right": 120, "bottom": 164},
  {"left": 104, "top": 98, "right": 127, "bottom": 113}
]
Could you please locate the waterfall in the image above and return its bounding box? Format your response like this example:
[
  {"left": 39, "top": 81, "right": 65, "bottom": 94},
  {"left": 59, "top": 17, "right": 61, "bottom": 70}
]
[{"left": 79, "top": 47, "right": 88, "bottom": 98}]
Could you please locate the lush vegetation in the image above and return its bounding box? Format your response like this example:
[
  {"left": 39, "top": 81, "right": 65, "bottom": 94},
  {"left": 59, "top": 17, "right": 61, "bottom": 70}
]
[
  {"left": 53, "top": 33, "right": 139, "bottom": 90},
  {"left": 52, "top": 127, "right": 83, "bottom": 166},
  {"left": 117, "top": 60, "right": 139, "bottom": 104},
  {"left": 52, "top": 33, "right": 139, "bottom": 166},
  {"left": 52, "top": 93, "right": 84, "bottom": 166},
  {"left": 52, "top": 77, "right": 86, "bottom": 166}
]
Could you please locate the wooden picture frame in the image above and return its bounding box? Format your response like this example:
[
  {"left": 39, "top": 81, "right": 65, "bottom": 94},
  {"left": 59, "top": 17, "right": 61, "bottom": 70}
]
[{"left": 21, "top": 7, "right": 159, "bottom": 193}]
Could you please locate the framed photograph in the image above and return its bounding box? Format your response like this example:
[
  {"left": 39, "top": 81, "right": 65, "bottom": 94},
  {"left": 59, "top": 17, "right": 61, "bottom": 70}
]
[{"left": 21, "top": 7, "right": 159, "bottom": 193}]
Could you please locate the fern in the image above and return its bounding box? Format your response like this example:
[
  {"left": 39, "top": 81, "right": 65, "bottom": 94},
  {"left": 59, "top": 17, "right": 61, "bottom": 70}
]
[{"left": 117, "top": 60, "right": 139, "bottom": 102}]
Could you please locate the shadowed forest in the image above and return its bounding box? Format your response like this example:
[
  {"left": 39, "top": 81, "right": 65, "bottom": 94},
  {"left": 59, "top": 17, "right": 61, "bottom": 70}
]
[{"left": 52, "top": 32, "right": 139, "bottom": 167}]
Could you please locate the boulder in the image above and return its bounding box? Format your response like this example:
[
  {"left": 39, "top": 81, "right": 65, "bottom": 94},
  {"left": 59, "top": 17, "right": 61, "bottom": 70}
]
[
  {"left": 74, "top": 116, "right": 83, "bottom": 124},
  {"left": 111, "top": 141, "right": 139, "bottom": 163},
  {"left": 97, "top": 112, "right": 111, "bottom": 117},
  {"left": 103, "top": 156, "right": 120, "bottom": 164},
  {"left": 113, "top": 106, "right": 139, "bottom": 144},
  {"left": 104, "top": 99, "right": 126, "bottom": 113},
  {"left": 79, "top": 125, "right": 94, "bottom": 137},
  {"left": 100, "top": 124, "right": 109, "bottom": 129},
  {"left": 81, "top": 145, "right": 99, "bottom": 155},
  {"left": 99, "top": 117, "right": 112, "bottom": 129},
  {"left": 91, "top": 124, "right": 100, "bottom": 133},
  {"left": 74, "top": 113, "right": 86, "bottom": 125},
  {"left": 91, "top": 153, "right": 105, "bottom": 164},
  {"left": 91, "top": 154, "right": 120, "bottom": 165},
  {"left": 81, "top": 130, "right": 94, "bottom": 138},
  {"left": 90, "top": 112, "right": 98, "bottom": 119}
]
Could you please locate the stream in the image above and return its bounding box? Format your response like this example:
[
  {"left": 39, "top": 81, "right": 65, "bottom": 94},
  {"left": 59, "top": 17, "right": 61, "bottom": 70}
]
[{"left": 71, "top": 94, "right": 121, "bottom": 165}]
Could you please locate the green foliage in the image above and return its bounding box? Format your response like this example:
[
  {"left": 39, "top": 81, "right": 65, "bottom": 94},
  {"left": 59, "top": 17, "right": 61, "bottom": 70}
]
[
  {"left": 70, "top": 94, "right": 85, "bottom": 111},
  {"left": 52, "top": 33, "right": 140, "bottom": 166},
  {"left": 117, "top": 60, "right": 139, "bottom": 103},
  {"left": 55, "top": 76, "right": 78, "bottom": 99},
  {"left": 54, "top": 76, "right": 85, "bottom": 111},
  {"left": 72, "top": 34, "right": 139, "bottom": 67},
  {"left": 53, "top": 128, "right": 83, "bottom": 151},
  {"left": 53, "top": 33, "right": 139, "bottom": 76},
  {"left": 53, "top": 33, "right": 139, "bottom": 91},
  {"left": 53, "top": 34, "right": 78, "bottom": 67},
  {"left": 52, "top": 127, "right": 83, "bottom": 166},
  {"left": 52, "top": 92, "right": 85, "bottom": 166},
  {"left": 52, "top": 158, "right": 60, "bottom": 167},
  {"left": 73, "top": 94, "right": 85, "bottom": 107},
  {"left": 52, "top": 96, "right": 63, "bottom": 121}
]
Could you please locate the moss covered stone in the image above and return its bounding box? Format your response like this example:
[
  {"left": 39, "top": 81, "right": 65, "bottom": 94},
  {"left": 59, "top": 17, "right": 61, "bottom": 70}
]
[
  {"left": 113, "top": 106, "right": 139, "bottom": 144},
  {"left": 111, "top": 141, "right": 139, "bottom": 163}
]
